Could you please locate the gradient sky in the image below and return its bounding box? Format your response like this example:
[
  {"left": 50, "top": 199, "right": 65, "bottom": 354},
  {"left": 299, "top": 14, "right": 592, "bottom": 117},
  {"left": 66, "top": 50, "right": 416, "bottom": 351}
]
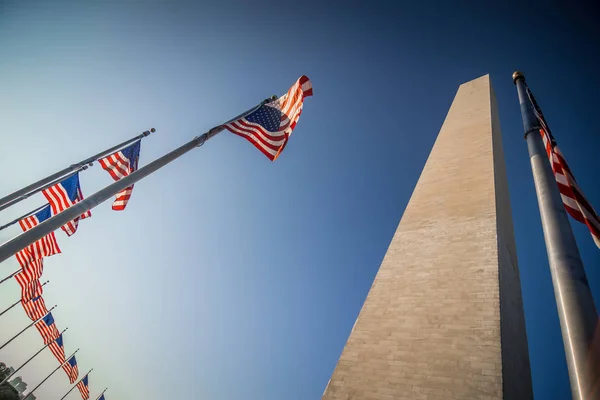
[{"left": 0, "top": 1, "right": 599, "bottom": 399}]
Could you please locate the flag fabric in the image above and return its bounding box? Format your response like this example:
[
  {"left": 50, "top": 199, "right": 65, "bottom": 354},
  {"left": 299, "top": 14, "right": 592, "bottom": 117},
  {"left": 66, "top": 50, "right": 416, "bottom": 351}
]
[
  {"left": 35, "top": 312, "right": 60, "bottom": 344},
  {"left": 224, "top": 75, "right": 313, "bottom": 161},
  {"left": 98, "top": 140, "right": 141, "bottom": 211},
  {"left": 22, "top": 295, "right": 48, "bottom": 321},
  {"left": 526, "top": 85, "right": 600, "bottom": 248},
  {"left": 17, "top": 205, "right": 61, "bottom": 260},
  {"left": 42, "top": 173, "right": 91, "bottom": 236},
  {"left": 48, "top": 334, "right": 66, "bottom": 364},
  {"left": 62, "top": 355, "right": 79, "bottom": 384},
  {"left": 77, "top": 374, "right": 90, "bottom": 400},
  {"left": 14, "top": 272, "right": 43, "bottom": 300},
  {"left": 15, "top": 258, "right": 44, "bottom": 284}
]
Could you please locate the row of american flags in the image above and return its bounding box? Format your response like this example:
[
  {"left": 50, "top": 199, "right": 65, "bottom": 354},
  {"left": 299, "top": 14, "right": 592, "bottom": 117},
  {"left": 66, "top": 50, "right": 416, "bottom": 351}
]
[{"left": 0, "top": 76, "right": 314, "bottom": 399}]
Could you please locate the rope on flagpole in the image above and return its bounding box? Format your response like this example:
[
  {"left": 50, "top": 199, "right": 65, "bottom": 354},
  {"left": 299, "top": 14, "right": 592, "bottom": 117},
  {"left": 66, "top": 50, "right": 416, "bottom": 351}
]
[
  {"left": 0, "top": 128, "right": 155, "bottom": 210},
  {"left": 0, "top": 280, "right": 49, "bottom": 318}
]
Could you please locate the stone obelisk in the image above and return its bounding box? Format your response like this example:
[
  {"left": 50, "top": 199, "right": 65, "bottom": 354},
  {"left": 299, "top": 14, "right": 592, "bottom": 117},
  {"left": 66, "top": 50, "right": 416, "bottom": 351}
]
[{"left": 323, "top": 75, "right": 533, "bottom": 400}]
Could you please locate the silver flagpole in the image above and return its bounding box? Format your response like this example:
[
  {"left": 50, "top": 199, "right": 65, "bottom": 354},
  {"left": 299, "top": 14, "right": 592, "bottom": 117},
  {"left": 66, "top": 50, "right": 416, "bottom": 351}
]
[
  {"left": 0, "top": 166, "right": 88, "bottom": 213},
  {"left": 513, "top": 71, "right": 599, "bottom": 399},
  {"left": 59, "top": 368, "right": 93, "bottom": 400},
  {"left": 0, "top": 305, "right": 57, "bottom": 351},
  {"left": 95, "top": 388, "right": 108, "bottom": 400},
  {"left": 0, "top": 280, "right": 49, "bottom": 318},
  {"left": 0, "top": 327, "right": 68, "bottom": 386},
  {"left": 0, "top": 98, "right": 274, "bottom": 264},
  {"left": 0, "top": 204, "right": 48, "bottom": 232},
  {"left": 0, "top": 129, "right": 155, "bottom": 210},
  {"left": 22, "top": 349, "right": 79, "bottom": 400}
]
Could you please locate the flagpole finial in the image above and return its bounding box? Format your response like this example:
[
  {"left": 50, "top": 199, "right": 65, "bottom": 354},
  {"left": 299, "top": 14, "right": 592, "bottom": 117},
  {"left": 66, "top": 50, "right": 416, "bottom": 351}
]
[
  {"left": 150, "top": 128, "right": 156, "bottom": 133},
  {"left": 512, "top": 71, "right": 525, "bottom": 84}
]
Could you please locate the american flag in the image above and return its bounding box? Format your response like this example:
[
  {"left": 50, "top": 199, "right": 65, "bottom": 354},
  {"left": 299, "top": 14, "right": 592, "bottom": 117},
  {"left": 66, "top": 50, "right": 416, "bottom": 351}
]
[
  {"left": 98, "top": 140, "right": 141, "bottom": 211},
  {"left": 224, "top": 75, "right": 313, "bottom": 161},
  {"left": 77, "top": 374, "right": 91, "bottom": 399},
  {"left": 22, "top": 295, "right": 48, "bottom": 321},
  {"left": 35, "top": 312, "right": 60, "bottom": 344},
  {"left": 526, "top": 85, "right": 600, "bottom": 248},
  {"left": 14, "top": 259, "right": 44, "bottom": 286},
  {"left": 97, "top": 395, "right": 106, "bottom": 400},
  {"left": 14, "top": 205, "right": 61, "bottom": 268},
  {"left": 62, "top": 355, "right": 79, "bottom": 384},
  {"left": 14, "top": 272, "right": 43, "bottom": 300},
  {"left": 42, "top": 173, "right": 91, "bottom": 236},
  {"left": 48, "top": 334, "right": 66, "bottom": 364}
]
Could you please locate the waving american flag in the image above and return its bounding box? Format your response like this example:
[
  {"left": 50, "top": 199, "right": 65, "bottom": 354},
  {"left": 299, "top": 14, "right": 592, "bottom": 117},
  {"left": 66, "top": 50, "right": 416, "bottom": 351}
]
[
  {"left": 99, "top": 140, "right": 141, "bottom": 211},
  {"left": 42, "top": 173, "right": 91, "bottom": 236}
]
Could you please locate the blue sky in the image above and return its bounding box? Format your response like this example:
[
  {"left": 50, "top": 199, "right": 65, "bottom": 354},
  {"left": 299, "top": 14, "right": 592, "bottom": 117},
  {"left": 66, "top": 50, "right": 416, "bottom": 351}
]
[{"left": 0, "top": 1, "right": 598, "bottom": 399}]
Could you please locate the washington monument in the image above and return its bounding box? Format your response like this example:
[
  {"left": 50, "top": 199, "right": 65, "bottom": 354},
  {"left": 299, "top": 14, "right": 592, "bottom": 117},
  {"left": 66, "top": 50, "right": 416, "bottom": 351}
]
[{"left": 323, "top": 75, "right": 533, "bottom": 399}]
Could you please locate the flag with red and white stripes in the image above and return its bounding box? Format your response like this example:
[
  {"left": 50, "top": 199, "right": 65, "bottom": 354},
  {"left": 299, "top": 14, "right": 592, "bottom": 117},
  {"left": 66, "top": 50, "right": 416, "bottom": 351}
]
[
  {"left": 48, "top": 333, "right": 66, "bottom": 363},
  {"left": 526, "top": 86, "right": 600, "bottom": 248},
  {"left": 98, "top": 140, "right": 141, "bottom": 211},
  {"left": 22, "top": 295, "right": 48, "bottom": 321},
  {"left": 62, "top": 355, "right": 79, "bottom": 384},
  {"left": 35, "top": 312, "right": 60, "bottom": 344},
  {"left": 42, "top": 173, "right": 91, "bottom": 236},
  {"left": 14, "top": 271, "right": 43, "bottom": 299},
  {"left": 77, "top": 374, "right": 90, "bottom": 399},
  {"left": 224, "top": 76, "right": 313, "bottom": 161},
  {"left": 14, "top": 205, "right": 61, "bottom": 268}
]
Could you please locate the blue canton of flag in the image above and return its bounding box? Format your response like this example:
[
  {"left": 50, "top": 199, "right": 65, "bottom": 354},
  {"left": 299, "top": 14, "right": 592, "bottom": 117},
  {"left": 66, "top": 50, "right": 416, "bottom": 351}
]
[
  {"left": 42, "top": 173, "right": 91, "bottom": 236},
  {"left": 49, "top": 333, "right": 66, "bottom": 363},
  {"left": 77, "top": 374, "right": 90, "bottom": 399}
]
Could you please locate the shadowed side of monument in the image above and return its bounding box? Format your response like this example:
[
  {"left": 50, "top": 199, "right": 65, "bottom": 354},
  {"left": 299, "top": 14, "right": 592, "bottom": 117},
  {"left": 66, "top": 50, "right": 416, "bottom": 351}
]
[{"left": 323, "top": 75, "right": 532, "bottom": 400}]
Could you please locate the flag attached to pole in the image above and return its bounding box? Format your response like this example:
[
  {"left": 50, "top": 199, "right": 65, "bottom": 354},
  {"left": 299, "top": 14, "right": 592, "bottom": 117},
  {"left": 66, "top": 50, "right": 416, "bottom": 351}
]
[
  {"left": 35, "top": 312, "right": 60, "bottom": 344},
  {"left": 14, "top": 205, "right": 61, "bottom": 269},
  {"left": 22, "top": 295, "right": 48, "bottom": 321},
  {"left": 42, "top": 173, "right": 91, "bottom": 236},
  {"left": 98, "top": 140, "right": 141, "bottom": 211},
  {"left": 62, "top": 355, "right": 79, "bottom": 384},
  {"left": 98, "top": 395, "right": 106, "bottom": 400},
  {"left": 15, "top": 270, "right": 43, "bottom": 298},
  {"left": 526, "top": 86, "right": 600, "bottom": 248},
  {"left": 77, "top": 374, "right": 91, "bottom": 399},
  {"left": 49, "top": 334, "right": 66, "bottom": 363},
  {"left": 224, "top": 75, "right": 313, "bottom": 161}
]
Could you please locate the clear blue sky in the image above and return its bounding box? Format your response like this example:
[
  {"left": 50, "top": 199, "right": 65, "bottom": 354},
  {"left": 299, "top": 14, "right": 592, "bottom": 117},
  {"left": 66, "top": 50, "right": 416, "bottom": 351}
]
[{"left": 0, "top": 1, "right": 598, "bottom": 399}]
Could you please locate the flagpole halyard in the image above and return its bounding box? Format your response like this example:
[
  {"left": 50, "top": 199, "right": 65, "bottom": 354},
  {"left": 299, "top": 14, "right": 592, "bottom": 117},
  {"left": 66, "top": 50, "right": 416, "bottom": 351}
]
[
  {"left": 0, "top": 129, "right": 155, "bottom": 211},
  {"left": 513, "top": 71, "right": 599, "bottom": 400},
  {"left": 0, "top": 100, "right": 272, "bottom": 265}
]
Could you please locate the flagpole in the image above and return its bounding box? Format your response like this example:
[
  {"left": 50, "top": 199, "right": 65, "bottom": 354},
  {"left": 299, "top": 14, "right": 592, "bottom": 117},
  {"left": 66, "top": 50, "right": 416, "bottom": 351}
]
[
  {"left": 0, "top": 280, "right": 49, "bottom": 318},
  {"left": 513, "top": 71, "right": 599, "bottom": 399},
  {"left": 59, "top": 368, "right": 93, "bottom": 400},
  {"left": 0, "top": 204, "right": 48, "bottom": 232},
  {"left": 0, "top": 269, "right": 20, "bottom": 287},
  {"left": 0, "top": 98, "right": 274, "bottom": 264},
  {"left": 0, "top": 129, "right": 155, "bottom": 210},
  {"left": 95, "top": 388, "right": 107, "bottom": 400},
  {"left": 22, "top": 348, "right": 79, "bottom": 400},
  {"left": 0, "top": 305, "right": 57, "bottom": 351},
  {"left": 0, "top": 166, "right": 88, "bottom": 213},
  {"left": 0, "top": 327, "right": 68, "bottom": 386}
]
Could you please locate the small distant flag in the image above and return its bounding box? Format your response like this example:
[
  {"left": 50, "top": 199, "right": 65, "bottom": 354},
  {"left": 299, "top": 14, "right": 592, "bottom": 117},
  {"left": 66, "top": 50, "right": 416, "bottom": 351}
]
[
  {"left": 62, "top": 355, "right": 79, "bottom": 384},
  {"left": 99, "top": 140, "right": 141, "bottom": 211},
  {"left": 224, "top": 75, "right": 313, "bottom": 161},
  {"left": 77, "top": 374, "right": 90, "bottom": 400},
  {"left": 35, "top": 312, "right": 60, "bottom": 344},
  {"left": 42, "top": 173, "right": 91, "bottom": 236},
  {"left": 48, "top": 334, "right": 66, "bottom": 363},
  {"left": 526, "top": 86, "right": 600, "bottom": 248},
  {"left": 98, "top": 395, "right": 105, "bottom": 400}
]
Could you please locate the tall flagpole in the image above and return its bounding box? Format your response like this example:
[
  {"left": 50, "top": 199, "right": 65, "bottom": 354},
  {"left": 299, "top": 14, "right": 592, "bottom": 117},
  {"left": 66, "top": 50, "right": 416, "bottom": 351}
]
[
  {"left": 59, "top": 368, "right": 93, "bottom": 400},
  {"left": 0, "top": 98, "right": 274, "bottom": 264},
  {"left": 0, "top": 204, "right": 48, "bottom": 232},
  {"left": 513, "top": 71, "right": 599, "bottom": 399},
  {"left": 0, "top": 306, "right": 57, "bottom": 351},
  {"left": 22, "top": 348, "right": 79, "bottom": 400},
  {"left": 0, "top": 269, "right": 20, "bottom": 287},
  {"left": 0, "top": 129, "right": 155, "bottom": 210},
  {"left": 0, "top": 165, "right": 88, "bottom": 213},
  {"left": 0, "top": 280, "right": 49, "bottom": 318},
  {"left": 0, "top": 327, "right": 68, "bottom": 386}
]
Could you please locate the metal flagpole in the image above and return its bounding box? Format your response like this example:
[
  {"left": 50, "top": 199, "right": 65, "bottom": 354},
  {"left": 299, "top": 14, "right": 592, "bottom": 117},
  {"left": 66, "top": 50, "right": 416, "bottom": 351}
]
[
  {"left": 22, "top": 348, "right": 79, "bottom": 400},
  {"left": 95, "top": 388, "right": 108, "bottom": 400},
  {"left": 0, "top": 327, "right": 68, "bottom": 386},
  {"left": 0, "top": 305, "right": 57, "bottom": 351},
  {"left": 0, "top": 269, "right": 20, "bottom": 287},
  {"left": 0, "top": 98, "right": 273, "bottom": 264},
  {"left": 513, "top": 71, "right": 599, "bottom": 399},
  {"left": 0, "top": 166, "right": 88, "bottom": 213},
  {"left": 0, "top": 280, "right": 49, "bottom": 318},
  {"left": 0, "top": 129, "right": 155, "bottom": 210},
  {"left": 0, "top": 204, "right": 48, "bottom": 232},
  {"left": 59, "top": 368, "right": 93, "bottom": 400}
]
